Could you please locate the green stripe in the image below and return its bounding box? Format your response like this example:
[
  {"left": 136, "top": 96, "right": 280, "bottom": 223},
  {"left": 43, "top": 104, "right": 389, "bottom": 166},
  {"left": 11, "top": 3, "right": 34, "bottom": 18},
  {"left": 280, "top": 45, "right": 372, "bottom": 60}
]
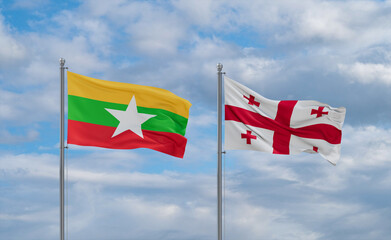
[{"left": 68, "top": 95, "right": 189, "bottom": 136}]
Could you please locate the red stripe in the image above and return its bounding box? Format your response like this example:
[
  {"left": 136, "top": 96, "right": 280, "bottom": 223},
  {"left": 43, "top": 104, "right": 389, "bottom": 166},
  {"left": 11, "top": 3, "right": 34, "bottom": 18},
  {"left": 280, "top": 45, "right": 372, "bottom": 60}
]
[
  {"left": 225, "top": 105, "right": 277, "bottom": 131},
  {"left": 67, "top": 120, "right": 187, "bottom": 158},
  {"left": 273, "top": 101, "right": 297, "bottom": 154},
  {"left": 274, "top": 101, "right": 297, "bottom": 125},
  {"left": 225, "top": 105, "right": 342, "bottom": 145}
]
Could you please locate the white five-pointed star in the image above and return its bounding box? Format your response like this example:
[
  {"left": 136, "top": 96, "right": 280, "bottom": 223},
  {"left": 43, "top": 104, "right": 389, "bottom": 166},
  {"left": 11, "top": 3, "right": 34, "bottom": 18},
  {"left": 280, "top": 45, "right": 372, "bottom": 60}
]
[{"left": 105, "top": 96, "right": 156, "bottom": 138}]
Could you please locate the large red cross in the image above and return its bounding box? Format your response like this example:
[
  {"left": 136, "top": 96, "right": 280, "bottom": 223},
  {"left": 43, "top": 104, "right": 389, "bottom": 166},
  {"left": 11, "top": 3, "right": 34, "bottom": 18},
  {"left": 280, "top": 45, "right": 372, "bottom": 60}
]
[
  {"left": 241, "top": 130, "right": 257, "bottom": 144},
  {"left": 243, "top": 94, "right": 260, "bottom": 107},
  {"left": 311, "top": 106, "right": 328, "bottom": 118},
  {"left": 225, "top": 101, "right": 342, "bottom": 154}
]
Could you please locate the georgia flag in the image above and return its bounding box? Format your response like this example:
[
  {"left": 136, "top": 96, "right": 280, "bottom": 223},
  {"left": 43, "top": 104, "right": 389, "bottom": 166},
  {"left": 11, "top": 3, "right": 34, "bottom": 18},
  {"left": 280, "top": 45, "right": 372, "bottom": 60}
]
[{"left": 224, "top": 77, "right": 346, "bottom": 165}]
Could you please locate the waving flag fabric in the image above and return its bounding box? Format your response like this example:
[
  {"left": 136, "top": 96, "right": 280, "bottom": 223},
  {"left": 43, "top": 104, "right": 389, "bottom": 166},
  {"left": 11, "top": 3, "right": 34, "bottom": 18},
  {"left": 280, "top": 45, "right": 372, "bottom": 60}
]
[
  {"left": 67, "top": 72, "right": 191, "bottom": 158},
  {"left": 224, "top": 77, "right": 346, "bottom": 164}
]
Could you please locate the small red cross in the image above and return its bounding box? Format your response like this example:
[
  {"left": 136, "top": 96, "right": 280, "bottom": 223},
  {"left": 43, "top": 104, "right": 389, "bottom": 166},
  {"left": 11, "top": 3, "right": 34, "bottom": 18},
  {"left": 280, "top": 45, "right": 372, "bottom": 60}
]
[
  {"left": 243, "top": 94, "right": 260, "bottom": 107},
  {"left": 313, "top": 146, "right": 318, "bottom": 152},
  {"left": 241, "top": 130, "right": 257, "bottom": 144},
  {"left": 311, "top": 106, "right": 328, "bottom": 118}
]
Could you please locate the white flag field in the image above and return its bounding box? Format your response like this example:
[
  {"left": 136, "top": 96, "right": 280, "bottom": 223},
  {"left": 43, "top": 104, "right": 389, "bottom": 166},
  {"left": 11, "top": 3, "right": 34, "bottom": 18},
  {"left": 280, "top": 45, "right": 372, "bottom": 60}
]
[{"left": 224, "top": 77, "right": 346, "bottom": 165}]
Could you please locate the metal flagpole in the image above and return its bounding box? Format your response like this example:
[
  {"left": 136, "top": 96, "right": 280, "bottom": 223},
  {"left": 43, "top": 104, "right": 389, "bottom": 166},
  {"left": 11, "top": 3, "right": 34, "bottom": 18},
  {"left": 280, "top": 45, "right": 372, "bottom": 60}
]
[
  {"left": 59, "top": 58, "right": 66, "bottom": 240},
  {"left": 217, "top": 63, "right": 223, "bottom": 240}
]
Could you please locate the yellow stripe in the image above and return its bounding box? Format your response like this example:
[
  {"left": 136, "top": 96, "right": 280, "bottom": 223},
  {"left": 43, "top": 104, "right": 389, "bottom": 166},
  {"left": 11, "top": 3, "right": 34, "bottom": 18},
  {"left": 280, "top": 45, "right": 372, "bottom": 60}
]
[{"left": 67, "top": 72, "right": 191, "bottom": 118}]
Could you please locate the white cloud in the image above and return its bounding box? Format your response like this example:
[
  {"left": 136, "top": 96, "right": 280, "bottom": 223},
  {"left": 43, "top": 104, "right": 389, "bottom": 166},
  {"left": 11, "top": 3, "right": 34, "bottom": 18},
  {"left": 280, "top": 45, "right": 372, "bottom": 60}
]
[
  {"left": 1, "top": 1, "right": 391, "bottom": 239},
  {"left": 293, "top": 2, "right": 353, "bottom": 42},
  {"left": 172, "top": 0, "right": 240, "bottom": 31},
  {"left": 339, "top": 62, "right": 391, "bottom": 85},
  {"left": 0, "top": 151, "right": 207, "bottom": 189},
  {"left": 0, "top": 87, "right": 57, "bottom": 124},
  {"left": 74, "top": 0, "right": 189, "bottom": 56},
  {"left": 2, "top": 122, "right": 391, "bottom": 240},
  {"left": 0, "top": 209, "right": 56, "bottom": 223},
  {"left": 223, "top": 55, "right": 282, "bottom": 85},
  {"left": 188, "top": 110, "right": 216, "bottom": 127},
  {"left": 0, "top": 129, "right": 39, "bottom": 144},
  {"left": 173, "top": 0, "right": 217, "bottom": 26},
  {"left": 224, "top": 196, "right": 324, "bottom": 240},
  {"left": 176, "top": 0, "right": 390, "bottom": 51},
  {"left": 0, "top": 15, "right": 25, "bottom": 64},
  {"left": 341, "top": 125, "right": 391, "bottom": 167},
  {"left": 64, "top": 186, "right": 216, "bottom": 240},
  {"left": 125, "top": 6, "right": 187, "bottom": 56},
  {"left": 69, "top": 170, "right": 187, "bottom": 188},
  {"left": 51, "top": 10, "right": 113, "bottom": 56},
  {"left": 0, "top": 209, "right": 58, "bottom": 240},
  {"left": 0, "top": 18, "right": 111, "bottom": 88},
  {"left": 26, "top": 35, "right": 110, "bottom": 80},
  {"left": 10, "top": 0, "right": 50, "bottom": 9},
  {"left": 0, "top": 153, "right": 58, "bottom": 179}
]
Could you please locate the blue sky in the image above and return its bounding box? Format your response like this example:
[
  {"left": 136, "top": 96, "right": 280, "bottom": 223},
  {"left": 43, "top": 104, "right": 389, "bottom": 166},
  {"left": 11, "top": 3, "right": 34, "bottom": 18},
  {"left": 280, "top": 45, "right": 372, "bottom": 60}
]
[{"left": 1, "top": 0, "right": 391, "bottom": 239}]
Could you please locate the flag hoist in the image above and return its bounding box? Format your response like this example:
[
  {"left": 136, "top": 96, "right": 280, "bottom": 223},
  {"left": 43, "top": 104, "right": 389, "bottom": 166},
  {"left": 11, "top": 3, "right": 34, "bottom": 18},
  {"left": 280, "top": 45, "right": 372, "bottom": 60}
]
[
  {"left": 216, "top": 63, "right": 345, "bottom": 240},
  {"left": 59, "top": 59, "right": 191, "bottom": 240}
]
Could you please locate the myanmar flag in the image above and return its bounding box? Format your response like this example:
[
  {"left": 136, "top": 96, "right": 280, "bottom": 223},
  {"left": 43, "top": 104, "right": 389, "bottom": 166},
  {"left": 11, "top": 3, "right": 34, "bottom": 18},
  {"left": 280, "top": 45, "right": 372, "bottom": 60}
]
[{"left": 67, "top": 72, "right": 191, "bottom": 158}]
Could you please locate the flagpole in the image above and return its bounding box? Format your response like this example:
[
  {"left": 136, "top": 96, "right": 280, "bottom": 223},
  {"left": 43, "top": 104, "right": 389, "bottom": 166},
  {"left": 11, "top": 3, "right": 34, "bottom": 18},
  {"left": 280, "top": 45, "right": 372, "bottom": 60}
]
[
  {"left": 217, "top": 63, "right": 223, "bottom": 240},
  {"left": 59, "top": 58, "right": 66, "bottom": 240}
]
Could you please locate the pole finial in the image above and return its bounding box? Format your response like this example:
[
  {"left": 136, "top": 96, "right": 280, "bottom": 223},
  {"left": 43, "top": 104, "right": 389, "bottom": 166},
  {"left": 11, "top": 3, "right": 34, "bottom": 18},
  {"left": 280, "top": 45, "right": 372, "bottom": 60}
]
[
  {"left": 59, "top": 58, "right": 66, "bottom": 66},
  {"left": 217, "top": 63, "right": 223, "bottom": 72}
]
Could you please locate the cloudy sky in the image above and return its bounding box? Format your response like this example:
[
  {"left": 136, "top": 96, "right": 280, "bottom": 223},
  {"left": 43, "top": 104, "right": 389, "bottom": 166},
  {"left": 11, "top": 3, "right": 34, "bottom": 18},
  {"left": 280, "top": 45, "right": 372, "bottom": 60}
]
[{"left": 1, "top": 0, "right": 391, "bottom": 239}]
